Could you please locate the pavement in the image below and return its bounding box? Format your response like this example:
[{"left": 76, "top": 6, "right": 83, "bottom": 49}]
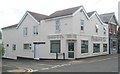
[{"left": 1, "top": 54, "right": 119, "bottom": 73}]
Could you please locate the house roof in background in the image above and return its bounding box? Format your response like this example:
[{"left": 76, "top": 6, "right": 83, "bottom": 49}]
[{"left": 99, "top": 12, "right": 119, "bottom": 25}]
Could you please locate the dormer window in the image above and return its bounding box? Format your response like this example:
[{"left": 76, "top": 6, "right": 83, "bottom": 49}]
[
  {"left": 56, "top": 18, "right": 61, "bottom": 33},
  {"left": 95, "top": 25, "right": 99, "bottom": 33}
]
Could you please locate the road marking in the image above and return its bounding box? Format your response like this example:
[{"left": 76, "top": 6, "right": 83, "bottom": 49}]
[
  {"left": 39, "top": 64, "right": 53, "bottom": 66},
  {"left": 41, "top": 64, "right": 71, "bottom": 71},
  {"left": 41, "top": 68, "right": 50, "bottom": 70},
  {"left": 69, "top": 61, "right": 83, "bottom": 64}
]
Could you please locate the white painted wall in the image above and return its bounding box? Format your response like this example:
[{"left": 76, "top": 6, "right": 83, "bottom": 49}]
[{"left": 2, "top": 28, "right": 17, "bottom": 59}]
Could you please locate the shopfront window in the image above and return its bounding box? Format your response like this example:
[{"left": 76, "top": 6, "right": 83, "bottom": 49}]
[
  {"left": 93, "top": 43, "right": 100, "bottom": 53},
  {"left": 81, "top": 40, "right": 88, "bottom": 53},
  {"left": 50, "top": 40, "right": 61, "bottom": 53},
  {"left": 103, "top": 44, "right": 107, "bottom": 52}
]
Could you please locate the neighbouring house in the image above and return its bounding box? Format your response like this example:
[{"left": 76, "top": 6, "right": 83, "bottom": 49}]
[
  {"left": 99, "top": 12, "right": 119, "bottom": 54},
  {"left": 2, "top": 6, "right": 109, "bottom": 60}
]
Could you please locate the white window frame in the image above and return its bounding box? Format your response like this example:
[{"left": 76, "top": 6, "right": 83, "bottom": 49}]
[
  {"left": 12, "top": 44, "right": 16, "bottom": 51},
  {"left": 80, "top": 20, "right": 84, "bottom": 31},
  {"left": 55, "top": 18, "right": 61, "bottom": 33},
  {"left": 81, "top": 40, "right": 88, "bottom": 53},
  {"left": 103, "top": 27, "right": 107, "bottom": 35},
  {"left": 33, "top": 25, "right": 38, "bottom": 35},
  {"left": 23, "top": 27, "right": 28, "bottom": 36},
  {"left": 23, "top": 43, "right": 32, "bottom": 50},
  {"left": 95, "top": 25, "right": 99, "bottom": 33}
]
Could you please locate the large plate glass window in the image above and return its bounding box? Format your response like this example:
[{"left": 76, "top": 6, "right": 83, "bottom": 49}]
[
  {"left": 81, "top": 40, "right": 88, "bottom": 53},
  {"left": 50, "top": 40, "right": 61, "bottom": 53},
  {"left": 93, "top": 43, "right": 100, "bottom": 53},
  {"left": 103, "top": 44, "right": 107, "bottom": 52}
]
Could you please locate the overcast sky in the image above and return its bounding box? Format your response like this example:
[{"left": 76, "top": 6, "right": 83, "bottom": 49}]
[{"left": 0, "top": 0, "right": 119, "bottom": 30}]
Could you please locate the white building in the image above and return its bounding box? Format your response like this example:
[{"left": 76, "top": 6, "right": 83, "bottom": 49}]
[{"left": 2, "top": 6, "right": 109, "bottom": 60}]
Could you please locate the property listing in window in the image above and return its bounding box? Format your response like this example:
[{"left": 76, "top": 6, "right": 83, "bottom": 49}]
[
  {"left": 50, "top": 40, "right": 61, "bottom": 53},
  {"left": 93, "top": 43, "right": 100, "bottom": 53},
  {"left": 81, "top": 40, "right": 88, "bottom": 53}
]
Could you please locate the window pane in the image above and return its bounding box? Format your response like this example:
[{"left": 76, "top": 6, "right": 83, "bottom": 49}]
[
  {"left": 81, "top": 26, "right": 84, "bottom": 31},
  {"left": 13, "top": 44, "right": 16, "bottom": 50},
  {"left": 81, "top": 40, "right": 88, "bottom": 53},
  {"left": 33, "top": 26, "right": 38, "bottom": 35},
  {"left": 23, "top": 27, "right": 27, "bottom": 36},
  {"left": 50, "top": 40, "right": 60, "bottom": 53},
  {"left": 56, "top": 19, "right": 61, "bottom": 32},
  {"left": 68, "top": 43, "right": 74, "bottom": 51},
  {"left": 103, "top": 44, "right": 107, "bottom": 52},
  {"left": 24, "top": 44, "right": 31, "bottom": 49},
  {"left": 68, "top": 52, "right": 74, "bottom": 58},
  {"left": 93, "top": 44, "right": 100, "bottom": 53}
]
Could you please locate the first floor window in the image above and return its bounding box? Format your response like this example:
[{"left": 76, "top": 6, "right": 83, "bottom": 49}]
[
  {"left": 23, "top": 27, "right": 28, "bottom": 36},
  {"left": 95, "top": 25, "right": 99, "bottom": 33},
  {"left": 93, "top": 43, "right": 100, "bottom": 53},
  {"left": 33, "top": 26, "right": 38, "bottom": 35},
  {"left": 103, "top": 44, "right": 107, "bottom": 52},
  {"left": 81, "top": 40, "right": 88, "bottom": 53},
  {"left": 24, "top": 44, "right": 31, "bottom": 49},
  {"left": 50, "top": 40, "right": 61, "bottom": 53},
  {"left": 13, "top": 44, "right": 16, "bottom": 50}
]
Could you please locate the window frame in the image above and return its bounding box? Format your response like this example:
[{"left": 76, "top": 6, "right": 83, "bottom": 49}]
[
  {"left": 33, "top": 25, "right": 38, "bottom": 35},
  {"left": 23, "top": 43, "right": 32, "bottom": 50},
  {"left": 55, "top": 18, "right": 61, "bottom": 32},
  {"left": 93, "top": 43, "right": 100, "bottom": 53},
  {"left": 81, "top": 40, "right": 88, "bottom": 53},
  {"left": 50, "top": 40, "right": 61, "bottom": 53},
  {"left": 95, "top": 25, "right": 99, "bottom": 33},
  {"left": 23, "top": 27, "right": 28, "bottom": 36},
  {"left": 80, "top": 20, "right": 84, "bottom": 31},
  {"left": 13, "top": 44, "right": 16, "bottom": 51},
  {"left": 103, "top": 44, "right": 107, "bottom": 52}
]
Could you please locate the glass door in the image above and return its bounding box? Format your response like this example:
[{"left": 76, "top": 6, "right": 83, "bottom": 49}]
[{"left": 68, "top": 43, "right": 74, "bottom": 58}]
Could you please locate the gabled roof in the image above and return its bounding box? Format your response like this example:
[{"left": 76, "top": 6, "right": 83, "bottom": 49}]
[
  {"left": 2, "top": 24, "right": 18, "bottom": 30},
  {"left": 87, "top": 11, "right": 96, "bottom": 17},
  {"left": 28, "top": 11, "right": 48, "bottom": 21},
  {"left": 99, "top": 12, "right": 119, "bottom": 25},
  {"left": 46, "top": 6, "right": 82, "bottom": 19}
]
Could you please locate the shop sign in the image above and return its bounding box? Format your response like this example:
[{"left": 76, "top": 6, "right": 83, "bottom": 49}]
[
  {"left": 91, "top": 36, "right": 107, "bottom": 42},
  {"left": 48, "top": 35, "right": 64, "bottom": 39}
]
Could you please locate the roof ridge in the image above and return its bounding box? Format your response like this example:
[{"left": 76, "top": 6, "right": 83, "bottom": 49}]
[
  {"left": 52, "top": 6, "right": 82, "bottom": 13},
  {"left": 99, "top": 12, "right": 114, "bottom": 15}
]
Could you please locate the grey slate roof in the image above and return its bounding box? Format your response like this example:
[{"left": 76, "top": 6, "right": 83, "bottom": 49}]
[
  {"left": 87, "top": 11, "right": 96, "bottom": 17},
  {"left": 46, "top": 6, "right": 82, "bottom": 19},
  {"left": 99, "top": 12, "right": 114, "bottom": 23},
  {"left": 99, "top": 12, "right": 119, "bottom": 25},
  {"left": 2, "top": 24, "right": 18, "bottom": 29},
  {"left": 28, "top": 11, "right": 48, "bottom": 21}
]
